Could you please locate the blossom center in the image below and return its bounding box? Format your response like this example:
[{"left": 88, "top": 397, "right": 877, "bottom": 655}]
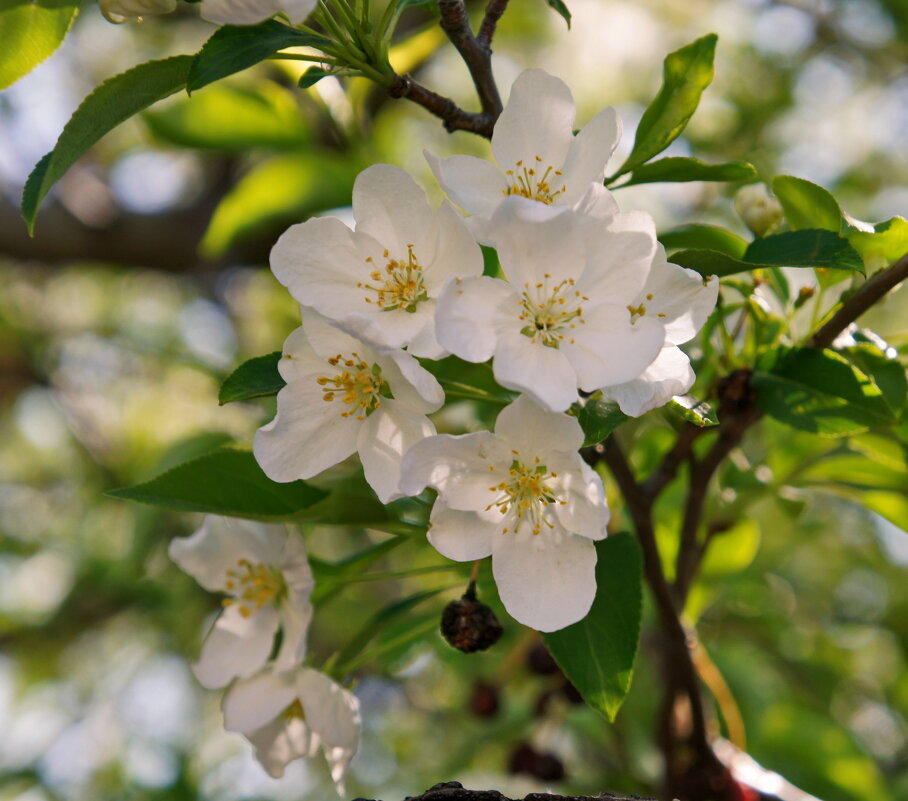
[
  {"left": 222, "top": 558, "right": 286, "bottom": 618},
  {"left": 486, "top": 453, "right": 565, "bottom": 535},
  {"left": 502, "top": 156, "right": 566, "bottom": 205},
  {"left": 627, "top": 292, "right": 666, "bottom": 323},
  {"left": 317, "top": 353, "right": 388, "bottom": 421},
  {"left": 358, "top": 245, "right": 429, "bottom": 313},
  {"left": 518, "top": 273, "right": 588, "bottom": 348}
]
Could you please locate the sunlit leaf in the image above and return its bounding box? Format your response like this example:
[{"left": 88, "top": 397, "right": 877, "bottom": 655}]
[
  {"left": 0, "top": 0, "right": 78, "bottom": 89},
  {"left": 623, "top": 157, "right": 755, "bottom": 187},
  {"left": 840, "top": 344, "right": 906, "bottom": 417},
  {"left": 21, "top": 56, "right": 193, "bottom": 233},
  {"left": 660, "top": 224, "right": 748, "bottom": 258},
  {"left": 219, "top": 352, "right": 285, "bottom": 405},
  {"left": 846, "top": 215, "right": 908, "bottom": 265},
  {"left": 772, "top": 175, "right": 842, "bottom": 232},
  {"left": 108, "top": 448, "right": 327, "bottom": 519},
  {"left": 668, "top": 395, "right": 719, "bottom": 427},
  {"left": 543, "top": 533, "right": 643, "bottom": 721},
  {"left": 701, "top": 519, "right": 760, "bottom": 577},
  {"left": 753, "top": 347, "right": 896, "bottom": 437},
  {"left": 611, "top": 33, "right": 718, "bottom": 179}
]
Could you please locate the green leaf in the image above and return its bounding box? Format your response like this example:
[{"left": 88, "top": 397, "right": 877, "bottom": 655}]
[
  {"left": 611, "top": 34, "right": 718, "bottom": 180},
  {"left": 108, "top": 448, "right": 327, "bottom": 518},
  {"left": 219, "top": 352, "right": 285, "bottom": 405},
  {"left": 543, "top": 533, "right": 643, "bottom": 721},
  {"left": 668, "top": 395, "right": 719, "bottom": 427},
  {"left": 659, "top": 223, "right": 748, "bottom": 258},
  {"left": 575, "top": 396, "right": 629, "bottom": 447},
  {"left": 202, "top": 151, "right": 358, "bottom": 256},
  {"left": 745, "top": 229, "right": 863, "bottom": 272},
  {"left": 846, "top": 216, "right": 908, "bottom": 265},
  {"left": 672, "top": 229, "right": 865, "bottom": 278},
  {"left": 545, "top": 0, "right": 571, "bottom": 27},
  {"left": 188, "top": 20, "right": 329, "bottom": 93},
  {"left": 0, "top": 0, "right": 78, "bottom": 89},
  {"left": 700, "top": 519, "right": 760, "bottom": 578},
  {"left": 771, "top": 175, "right": 842, "bottom": 232},
  {"left": 623, "top": 157, "right": 755, "bottom": 187},
  {"left": 753, "top": 347, "right": 897, "bottom": 437},
  {"left": 144, "top": 83, "right": 309, "bottom": 151},
  {"left": 298, "top": 66, "right": 330, "bottom": 89},
  {"left": 21, "top": 56, "right": 193, "bottom": 234},
  {"left": 840, "top": 344, "right": 907, "bottom": 417}
]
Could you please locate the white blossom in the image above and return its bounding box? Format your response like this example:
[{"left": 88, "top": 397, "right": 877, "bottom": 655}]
[
  {"left": 435, "top": 196, "right": 663, "bottom": 412},
  {"left": 254, "top": 312, "right": 443, "bottom": 503},
  {"left": 601, "top": 247, "right": 719, "bottom": 416},
  {"left": 201, "top": 0, "right": 316, "bottom": 26},
  {"left": 426, "top": 68, "right": 622, "bottom": 238},
  {"left": 270, "top": 164, "right": 483, "bottom": 359},
  {"left": 401, "top": 395, "right": 609, "bottom": 632},
  {"left": 168, "top": 516, "right": 314, "bottom": 690},
  {"left": 100, "top": 0, "right": 177, "bottom": 23},
  {"left": 223, "top": 666, "right": 361, "bottom": 794}
]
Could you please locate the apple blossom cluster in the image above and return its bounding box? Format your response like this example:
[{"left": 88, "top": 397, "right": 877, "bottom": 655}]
[
  {"left": 256, "top": 68, "right": 718, "bottom": 631},
  {"left": 169, "top": 68, "right": 717, "bottom": 791}
]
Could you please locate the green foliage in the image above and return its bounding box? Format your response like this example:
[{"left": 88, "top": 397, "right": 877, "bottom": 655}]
[
  {"left": 299, "top": 66, "right": 331, "bottom": 89},
  {"left": 611, "top": 33, "right": 718, "bottom": 180},
  {"left": 219, "top": 351, "right": 285, "bottom": 404},
  {"left": 108, "top": 448, "right": 328, "bottom": 518},
  {"left": 668, "top": 395, "right": 719, "bottom": 427},
  {"left": 545, "top": 0, "right": 571, "bottom": 27},
  {"left": 622, "top": 157, "right": 755, "bottom": 187},
  {"left": 0, "top": 0, "right": 78, "bottom": 89},
  {"left": 187, "top": 20, "right": 329, "bottom": 93},
  {"left": 846, "top": 215, "right": 908, "bottom": 265},
  {"left": 772, "top": 175, "right": 842, "bottom": 232},
  {"left": 672, "top": 229, "right": 864, "bottom": 277},
  {"left": 841, "top": 344, "right": 907, "bottom": 417},
  {"left": 21, "top": 56, "right": 193, "bottom": 233},
  {"left": 753, "top": 347, "right": 898, "bottom": 437},
  {"left": 659, "top": 223, "right": 748, "bottom": 258},
  {"left": 144, "top": 83, "right": 310, "bottom": 151},
  {"left": 543, "top": 533, "right": 643, "bottom": 721},
  {"left": 575, "top": 396, "right": 629, "bottom": 446}
]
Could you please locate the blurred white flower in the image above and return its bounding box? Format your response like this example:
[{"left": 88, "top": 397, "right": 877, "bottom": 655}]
[
  {"left": 254, "top": 312, "right": 443, "bottom": 502},
  {"left": 401, "top": 395, "right": 609, "bottom": 632},
  {"left": 168, "top": 516, "right": 314, "bottom": 690},
  {"left": 201, "top": 0, "right": 316, "bottom": 26},
  {"left": 100, "top": 0, "right": 176, "bottom": 24},
  {"left": 601, "top": 247, "right": 719, "bottom": 416},
  {"left": 223, "top": 666, "right": 361, "bottom": 793},
  {"left": 435, "top": 196, "right": 662, "bottom": 412},
  {"left": 735, "top": 183, "right": 783, "bottom": 237},
  {"left": 426, "top": 68, "right": 622, "bottom": 238},
  {"left": 270, "top": 164, "right": 482, "bottom": 359}
]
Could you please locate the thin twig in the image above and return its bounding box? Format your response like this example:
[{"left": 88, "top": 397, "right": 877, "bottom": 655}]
[
  {"left": 477, "top": 0, "right": 510, "bottom": 49},
  {"left": 390, "top": 74, "right": 497, "bottom": 137}
]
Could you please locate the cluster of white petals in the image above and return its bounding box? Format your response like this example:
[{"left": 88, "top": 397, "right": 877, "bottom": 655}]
[
  {"left": 100, "top": 0, "right": 314, "bottom": 26},
  {"left": 401, "top": 396, "right": 609, "bottom": 631},
  {"left": 169, "top": 516, "right": 360, "bottom": 791}
]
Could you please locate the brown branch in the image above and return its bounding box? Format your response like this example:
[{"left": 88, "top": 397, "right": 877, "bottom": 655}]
[
  {"left": 809, "top": 251, "right": 908, "bottom": 348},
  {"left": 477, "top": 0, "right": 510, "bottom": 48},
  {"left": 389, "top": 74, "right": 497, "bottom": 137},
  {"left": 642, "top": 423, "right": 703, "bottom": 499},
  {"left": 356, "top": 781, "right": 654, "bottom": 801}
]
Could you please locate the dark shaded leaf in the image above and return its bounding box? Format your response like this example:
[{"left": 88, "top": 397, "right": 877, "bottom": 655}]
[
  {"left": 543, "top": 533, "right": 643, "bottom": 721},
  {"left": 545, "top": 0, "right": 571, "bottom": 27},
  {"left": 298, "top": 66, "right": 330, "bottom": 89},
  {"left": 219, "top": 352, "right": 285, "bottom": 405},
  {"left": 841, "top": 344, "right": 906, "bottom": 417},
  {"left": 575, "top": 396, "right": 629, "bottom": 447}
]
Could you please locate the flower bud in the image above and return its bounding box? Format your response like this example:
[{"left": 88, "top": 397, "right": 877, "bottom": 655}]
[
  {"left": 507, "top": 743, "right": 566, "bottom": 782},
  {"left": 526, "top": 642, "right": 560, "bottom": 675},
  {"left": 469, "top": 680, "right": 501, "bottom": 718},
  {"left": 440, "top": 582, "right": 503, "bottom": 653},
  {"left": 100, "top": 0, "right": 177, "bottom": 22},
  {"left": 734, "top": 183, "right": 782, "bottom": 237}
]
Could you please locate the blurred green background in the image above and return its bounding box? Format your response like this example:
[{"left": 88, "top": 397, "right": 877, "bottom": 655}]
[{"left": 1, "top": 1, "right": 907, "bottom": 800}]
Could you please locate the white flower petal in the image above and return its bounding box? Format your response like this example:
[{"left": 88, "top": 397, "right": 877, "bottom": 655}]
[
  {"left": 357, "top": 401, "right": 435, "bottom": 503},
  {"left": 492, "top": 529, "right": 597, "bottom": 632},
  {"left": 422, "top": 200, "right": 485, "bottom": 293},
  {"left": 276, "top": 326, "right": 325, "bottom": 383},
  {"left": 575, "top": 215, "right": 657, "bottom": 303},
  {"left": 200, "top": 0, "right": 283, "bottom": 25},
  {"left": 278, "top": 0, "right": 317, "bottom": 23},
  {"left": 563, "top": 306, "right": 665, "bottom": 389},
  {"left": 405, "top": 307, "right": 449, "bottom": 359},
  {"left": 247, "top": 716, "right": 315, "bottom": 779},
  {"left": 168, "top": 516, "right": 285, "bottom": 593},
  {"left": 549, "top": 455, "right": 610, "bottom": 540},
  {"left": 436, "top": 276, "right": 519, "bottom": 363},
  {"left": 379, "top": 348, "right": 445, "bottom": 411},
  {"left": 572, "top": 181, "right": 620, "bottom": 220},
  {"left": 101, "top": 0, "right": 176, "bottom": 22},
  {"left": 492, "top": 69, "right": 575, "bottom": 177},
  {"left": 254, "top": 380, "right": 360, "bottom": 481},
  {"left": 425, "top": 151, "right": 505, "bottom": 219},
  {"left": 493, "top": 394, "right": 584, "bottom": 455},
  {"left": 300, "top": 307, "right": 379, "bottom": 363},
  {"left": 602, "top": 346, "right": 695, "bottom": 417},
  {"left": 194, "top": 604, "right": 279, "bottom": 689},
  {"left": 352, "top": 164, "right": 435, "bottom": 257},
  {"left": 400, "top": 432, "right": 510, "bottom": 509},
  {"left": 558, "top": 106, "right": 621, "bottom": 203},
  {"left": 493, "top": 332, "right": 579, "bottom": 412},
  {"left": 639, "top": 251, "right": 719, "bottom": 345},
  {"left": 426, "top": 500, "right": 495, "bottom": 561},
  {"left": 331, "top": 307, "right": 428, "bottom": 352},
  {"left": 222, "top": 669, "right": 299, "bottom": 734},
  {"left": 274, "top": 533, "right": 314, "bottom": 671}
]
